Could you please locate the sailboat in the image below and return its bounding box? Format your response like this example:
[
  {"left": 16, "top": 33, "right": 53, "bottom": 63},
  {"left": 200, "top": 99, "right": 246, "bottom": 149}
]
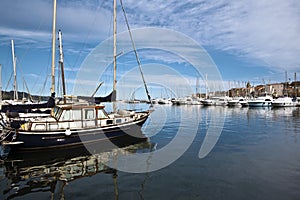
[
  {"left": 0, "top": 40, "right": 55, "bottom": 113},
  {"left": 0, "top": 0, "right": 152, "bottom": 151}
]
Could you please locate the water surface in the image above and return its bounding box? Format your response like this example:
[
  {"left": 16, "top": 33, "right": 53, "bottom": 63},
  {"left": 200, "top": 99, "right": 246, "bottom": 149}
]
[{"left": 1, "top": 105, "right": 300, "bottom": 200}]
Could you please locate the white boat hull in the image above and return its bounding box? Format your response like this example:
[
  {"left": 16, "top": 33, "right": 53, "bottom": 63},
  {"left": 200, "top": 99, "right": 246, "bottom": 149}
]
[
  {"left": 248, "top": 102, "right": 272, "bottom": 107},
  {"left": 272, "top": 102, "right": 296, "bottom": 107}
]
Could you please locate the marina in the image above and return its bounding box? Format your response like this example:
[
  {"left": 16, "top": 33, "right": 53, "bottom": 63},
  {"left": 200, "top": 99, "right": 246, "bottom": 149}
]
[{"left": 0, "top": 0, "right": 300, "bottom": 200}]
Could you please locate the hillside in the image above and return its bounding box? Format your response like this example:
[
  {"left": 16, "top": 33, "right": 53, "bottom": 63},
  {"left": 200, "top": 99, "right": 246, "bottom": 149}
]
[{"left": 1, "top": 91, "right": 50, "bottom": 102}]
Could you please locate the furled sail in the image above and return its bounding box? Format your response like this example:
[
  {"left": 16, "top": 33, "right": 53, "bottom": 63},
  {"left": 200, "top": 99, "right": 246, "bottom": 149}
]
[
  {"left": 78, "top": 90, "right": 116, "bottom": 104},
  {"left": 94, "top": 90, "right": 116, "bottom": 103}
]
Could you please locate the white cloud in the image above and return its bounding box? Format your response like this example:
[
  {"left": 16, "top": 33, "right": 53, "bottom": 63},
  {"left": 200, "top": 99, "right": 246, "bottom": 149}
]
[
  {"left": 1, "top": 0, "right": 299, "bottom": 88},
  {"left": 0, "top": 0, "right": 113, "bottom": 47},
  {"left": 121, "top": 0, "right": 300, "bottom": 71}
]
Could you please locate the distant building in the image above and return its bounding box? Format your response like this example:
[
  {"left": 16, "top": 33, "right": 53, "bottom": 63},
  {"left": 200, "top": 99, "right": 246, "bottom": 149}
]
[
  {"left": 267, "top": 83, "right": 284, "bottom": 97},
  {"left": 216, "top": 80, "right": 299, "bottom": 98},
  {"left": 254, "top": 85, "right": 266, "bottom": 96},
  {"left": 290, "top": 81, "right": 300, "bottom": 97},
  {"left": 229, "top": 86, "right": 255, "bottom": 97},
  {"left": 229, "top": 87, "right": 243, "bottom": 97}
]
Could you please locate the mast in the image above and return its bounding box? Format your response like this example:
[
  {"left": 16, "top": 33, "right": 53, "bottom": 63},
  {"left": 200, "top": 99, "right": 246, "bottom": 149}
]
[
  {"left": 51, "top": 0, "right": 57, "bottom": 95},
  {"left": 0, "top": 64, "right": 2, "bottom": 103},
  {"left": 196, "top": 77, "right": 199, "bottom": 97},
  {"left": 23, "top": 77, "right": 33, "bottom": 102},
  {"left": 113, "top": 0, "right": 117, "bottom": 95},
  {"left": 228, "top": 81, "right": 230, "bottom": 97},
  {"left": 58, "top": 30, "right": 67, "bottom": 104},
  {"left": 205, "top": 73, "right": 208, "bottom": 99},
  {"left": 111, "top": 0, "right": 117, "bottom": 112},
  {"left": 294, "top": 72, "right": 297, "bottom": 97},
  {"left": 284, "top": 70, "right": 288, "bottom": 96},
  {"left": 11, "top": 40, "right": 18, "bottom": 100}
]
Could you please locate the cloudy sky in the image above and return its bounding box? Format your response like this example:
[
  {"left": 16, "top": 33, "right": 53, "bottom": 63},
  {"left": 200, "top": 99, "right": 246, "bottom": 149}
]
[{"left": 0, "top": 0, "right": 299, "bottom": 99}]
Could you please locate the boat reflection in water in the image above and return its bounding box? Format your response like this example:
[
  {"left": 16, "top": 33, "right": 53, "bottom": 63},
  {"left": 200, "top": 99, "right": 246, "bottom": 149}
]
[{"left": 0, "top": 132, "right": 153, "bottom": 200}]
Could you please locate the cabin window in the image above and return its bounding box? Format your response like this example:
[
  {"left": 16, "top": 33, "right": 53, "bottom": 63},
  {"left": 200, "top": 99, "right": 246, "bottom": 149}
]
[
  {"left": 49, "top": 124, "right": 58, "bottom": 130},
  {"left": 116, "top": 119, "right": 122, "bottom": 123},
  {"left": 85, "top": 109, "right": 94, "bottom": 120},
  {"left": 97, "top": 109, "right": 108, "bottom": 119},
  {"left": 34, "top": 124, "right": 46, "bottom": 130},
  {"left": 61, "top": 110, "right": 71, "bottom": 121},
  {"left": 72, "top": 109, "right": 82, "bottom": 120}
]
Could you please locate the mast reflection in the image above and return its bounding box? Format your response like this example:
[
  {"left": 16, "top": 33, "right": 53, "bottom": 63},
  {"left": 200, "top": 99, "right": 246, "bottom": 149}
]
[{"left": 1, "top": 134, "right": 153, "bottom": 200}]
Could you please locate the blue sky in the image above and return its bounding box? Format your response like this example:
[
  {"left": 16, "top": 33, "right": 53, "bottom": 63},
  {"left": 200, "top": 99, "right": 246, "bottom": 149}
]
[{"left": 0, "top": 0, "right": 299, "bottom": 99}]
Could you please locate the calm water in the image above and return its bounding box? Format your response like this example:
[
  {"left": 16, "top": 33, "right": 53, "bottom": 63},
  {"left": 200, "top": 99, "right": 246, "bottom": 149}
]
[{"left": 1, "top": 105, "right": 300, "bottom": 200}]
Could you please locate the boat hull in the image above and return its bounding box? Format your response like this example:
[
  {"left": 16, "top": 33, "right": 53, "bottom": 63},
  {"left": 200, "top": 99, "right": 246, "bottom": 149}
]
[
  {"left": 272, "top": 102, "right": 296, "bottom": 107},
  {"left": 248, "top": 102, "right": 272, "bottom": 107},
  {"left": 227, "top": 101, "right": 240, "bottom": 106},
  {"left": 3, "top": 115, "right": 149, "bottom": 151},
  {"left": 201, "top": 100, "right": 214, "bottom": 106}
]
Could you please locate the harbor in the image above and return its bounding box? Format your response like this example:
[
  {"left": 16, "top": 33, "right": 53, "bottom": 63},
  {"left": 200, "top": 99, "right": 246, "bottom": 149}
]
[{"left": 1, "top": 0, "right": 300, "bottom": 199}]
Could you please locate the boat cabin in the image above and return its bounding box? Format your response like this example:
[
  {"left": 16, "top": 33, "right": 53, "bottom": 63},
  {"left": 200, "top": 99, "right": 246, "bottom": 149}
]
[
  {"left": 21, "top": 104, "right": 138, "bottom": 132},
  {"left": 51, "top": 104, "right": 108, "bottom": 121}
]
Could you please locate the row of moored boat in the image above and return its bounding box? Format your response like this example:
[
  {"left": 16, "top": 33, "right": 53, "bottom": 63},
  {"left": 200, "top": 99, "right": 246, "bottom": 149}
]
[{"left": 149, "top": 95, "right": 300, "bottom": 107}]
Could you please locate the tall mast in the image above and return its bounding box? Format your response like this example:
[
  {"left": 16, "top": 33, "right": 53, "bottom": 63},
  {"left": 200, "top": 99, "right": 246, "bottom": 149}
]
[
  {"left": 113, "top": 0, "right": 117, "bottom": 94},
  {"left": 205, "top": 73, "right": 208, "bottom": 99},
  {"left": 285, "top": 70, "right": 288, "bottom": 96},
  {"left": 294, "top": 72, "right": 297, "bottom": 97},
  {"left": 11, "top": 40, "right": 18, "bottom": 100},
  {"left": 58, "top": 30, "right": 67, "bottom": 104},
  {"left": 196, "top": 77, "right": 199, "bottom": 96},
  {"left": 51, "top": 0, "right": 57, "bottom": 94},
  {"left": 0, "top": 64, "right": 2, "bottom": 103}
]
